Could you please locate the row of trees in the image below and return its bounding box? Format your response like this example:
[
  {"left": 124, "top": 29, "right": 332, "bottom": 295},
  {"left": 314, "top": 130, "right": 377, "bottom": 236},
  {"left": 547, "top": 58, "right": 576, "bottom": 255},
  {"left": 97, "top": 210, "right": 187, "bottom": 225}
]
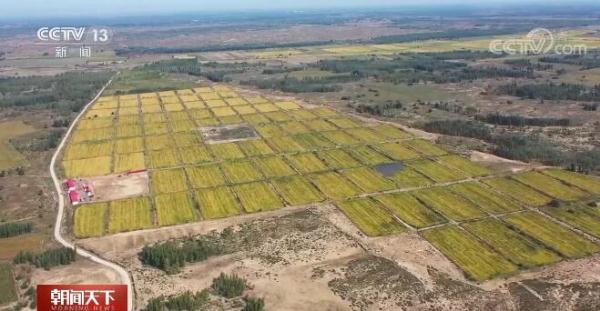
[
  {"left": 241, "top": 76, "right": 347, "bottom": 93},
  {"left": 14, "top": 247, "right": 76, "bottom": 270},
  {"left": 0, "top": 222, "right": 32, "bottom": 238},
  {"left": 497, "top": 82, "right": 600, "bottom": 101},
  {"left": 139, "top": 238, "right": 222, "bottom": 274},
  {"left": 539, "top": 53, "right": 600, "bottom": 69},
  {"left": 422, "top": 119, "right": 492, "bottom": 140},
  {"left": 476, "top": 113, "right": 571, "bottom": 127},
  {"left": 145, "top": 290, "right": 210, "bottom": 311}
]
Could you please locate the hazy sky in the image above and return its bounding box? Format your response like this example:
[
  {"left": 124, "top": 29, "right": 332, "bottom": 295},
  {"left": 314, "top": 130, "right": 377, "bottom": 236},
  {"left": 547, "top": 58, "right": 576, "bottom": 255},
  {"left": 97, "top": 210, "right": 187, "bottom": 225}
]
[{"left": 0, "top": 0, "right": 589, "bottom": 19}]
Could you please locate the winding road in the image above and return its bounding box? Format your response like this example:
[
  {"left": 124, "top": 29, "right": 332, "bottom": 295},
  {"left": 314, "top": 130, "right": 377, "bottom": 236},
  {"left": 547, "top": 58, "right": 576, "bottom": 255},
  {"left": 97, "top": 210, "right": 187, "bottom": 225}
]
[{"left": 49, "top": 77, "right": 135, "bottom": 311}]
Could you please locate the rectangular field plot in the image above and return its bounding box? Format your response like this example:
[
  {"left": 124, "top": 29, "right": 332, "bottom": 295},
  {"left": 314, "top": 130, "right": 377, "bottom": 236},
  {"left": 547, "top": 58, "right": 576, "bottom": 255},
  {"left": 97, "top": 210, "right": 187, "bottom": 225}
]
[
  {"left": 371, "top": 124, "right": 412, "bottom": 139},
  {"left": 346, "top": 145, "right": 392, "bottom": 166},
  {"left": 155, "top": 192, "right": 198, "bottom": 226},
  {"left": 374, "top": 192, "right": 446, "bottom": 228},
  {"left": 337, "top": 198, "right": 406, "bottom": 236},
  {"left": 145, "top": 134, "right": 174, "bottom": 151},
  {"left": 345, "top": 127, "right": 386, "bottom": 143},
  {"left": 267, "top": 136, "right": 306, "bottom": 153},
  {"left": 114, "top": 152, "right": 145, "bottom": 173},
  {"left": 77, "top": 118, "right": 114, "bottom": 130},
  {"left": 274, "top": 101, "right": 301, "bottom": 110},
  {"left": 403, "top": 139, "right": 447, "bottom": 156},
  {"left": 0, "top": 263, "right": 18, "bottom": 305},
  {"left": 243, "top": 113, "right": 271, "bottom": 125},
  {"left": 292, "top": 133, "right": 334, "bottom": 150},
  {"left": 483, "top": 177, "right": 553, "bottom": 207},
  {"left": 151, "top": 168, "right": 188, "bottom": 194},
  {"left": 144, "top": 122, "right": 169, "bottom": 135},
  {"left": 290, "top": 109, "right": 318, "bottom": 120},
  {"left": 147, "top": 149, "right": 180, "bottom": 169},
  {"left": 116, "top": 124, "right": 142, "bottom": 138},
  {"left": 316, "top": 149, "right": 362, "bottom": 169},
  {"left": 255, "top": 123, "right": 283, "bottom": 137},
  {"left": 436, "top": 155, "right": 491, "bottom": 177},
  {"left": 114, "top": 137, "right": 144, "bottom": 154},
  {"left": 173, "top": 132, "right": 201, "bottom": 148},
  {"left": 209, "top": 143, "right": 246, "bottom": 160},
  {"left": 304, "top": 119, "right": 337, "bottom": 132},
  {"left": 542, "top": 169, "right": 600, "bottom": 194},
  {"left": 448, "top": 182, "right": 522, "bottom": 214},
  {"left": 422, "top": 226, "right": 518, "bottom": 281},
  {"left": 326, "top": 117, "right": 360, "bottom": 129},
  {"left": 341, "top": 167, "right": 395, "bottom": 192},
  {"left": 503, "top": 212, "right": 599, "bottom": 259},
  {"left": 407, "top": 159, "right": 469, "bottom": 183},
  {"left": 186, "top": 165, "right": 226, "bottom": 188},
  {"left": 264, "top": 111, "right": 292, "bottom": 122},
  {"left": 64, "top": 141, "right": 112, "bottom": 160},
  {"left": 195, "top": 187, "right": 242, "bottom": 219},
  {"left": 74, "top": 203, "right": 107, "bottom": 238},
  {"left": 542, "top": 203, "right": 600, "bottom": 238},
  {"left": 233, "top": 105, "right": 257, "bottom": 115},
  {"left": 221, "top": 160, "right": 264, "bottom": 184},
  {"left": 413, "top": 187, "right": 486, "bottom": 221},
  {"left": 512, "top": 171, "right": 589, "bottom": 201},
  {"left": 272, "top": 176, "right": 325, "bottom": 206},
  {"left": 462, "top": 219, "right": 561, "bottom": 268},
  {"left": 107, "top": 197, "right": 153, "bottom": 233},
  {"left": 310, "top": 172, "right": 362, "bottom": 200},
  {"left": 374, "top": 142, "right": 420, "bottom": 160},
  {"left": 63, "top": 156, "right": 112, "bottom": 177},
  {"left": 320, "top": 131, "right": 361, "bottom": 146},
  {"left": 253, "top": 156, "right": 297, "bottom": 178},
  {"left": 233, "top": 182, "right": 283, "bottom": 213},
  {"left": 287, "top": 153, "right": 329, "bottom": 174},
  {"left": 386, "top": 168, "right": 432, "bottom": 188},
  {"left": 279, "top": 121, "right": 311, "bottom": 135},
  {"left": 254, "top": 103, "right": 279, "bottom": 113},
  {"left": 71, "top": 127, "right": 113, "bottom": 143},
  {"left": 237, "top": 139, "right": 274, "bottom": 157},
  {"left": 180, "top": 146, "right": 213, "bottom": 164}
]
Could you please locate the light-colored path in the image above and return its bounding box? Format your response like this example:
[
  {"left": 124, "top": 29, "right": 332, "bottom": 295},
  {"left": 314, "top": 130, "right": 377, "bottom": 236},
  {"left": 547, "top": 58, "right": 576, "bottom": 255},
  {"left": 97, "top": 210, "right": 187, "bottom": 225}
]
[{"left": 49, "top": 76, "right": 135, "bottom": 311}]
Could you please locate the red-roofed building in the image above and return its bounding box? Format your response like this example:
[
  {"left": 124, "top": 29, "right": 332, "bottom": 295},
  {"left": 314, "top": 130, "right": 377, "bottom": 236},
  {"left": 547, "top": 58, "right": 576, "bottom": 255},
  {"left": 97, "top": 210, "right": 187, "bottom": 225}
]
[
  {"left": 69, "top": 191, "right": 80, "bottom": 206},
  {"left": 65, "top": 179, "right": 77, "bottom": 191}
]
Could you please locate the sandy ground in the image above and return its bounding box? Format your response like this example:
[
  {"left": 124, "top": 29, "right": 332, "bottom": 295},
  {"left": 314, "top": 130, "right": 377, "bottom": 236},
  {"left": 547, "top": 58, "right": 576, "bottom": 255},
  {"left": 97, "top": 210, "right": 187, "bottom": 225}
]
[
  {"left": 89, "top": 172, "right": 149, "bottom": 202},
  {"left": 31, "top": 258, "right": 122, "bottom": 285}
]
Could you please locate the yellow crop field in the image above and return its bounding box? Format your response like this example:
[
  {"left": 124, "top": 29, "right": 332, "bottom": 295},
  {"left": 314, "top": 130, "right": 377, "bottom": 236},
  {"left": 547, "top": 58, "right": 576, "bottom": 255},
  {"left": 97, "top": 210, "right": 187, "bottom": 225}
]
[
  {"left": 512, "top": 171, "right": 588, "bottom": 201},
  {"left": 233, "top": 182, "right": 283, "bottom": 213},
  {"left": 195, "top": 187, "right": 242, "bottom": 219},
  {"left": 211, "top": 106, "right": 236, "bottom": 117},
  {"left": 542, "top": 203, "right": 600, "bottom": 238},
  {"left": 145, "top": 134, "right": 174, "bottom": 151},
  {"left": 374, "top": 192, "right": 445, "bottom": 228},
  {"left": 279, "top": 121, "right": 311, "bottom": 135},
  {"left": 151, "top": 168, "right": 188, "bottom": 194},
  {"left": 448, "top": 182, "right": 522, "bottom": 214},
  {"left": 114, "top": 137, "right": 144, "bottom": 154},
  {"left": 186, "top": 165, "right": 227, "bottom": 188},
  {"left": 144, "top": 122, "right": 169, "bottom": 135},
  {"left": 71, "top": 127, "right": 113, "bottom": 143},
  {"left": 255, "top": 123, "right": 283, "bottom": 137},
  {"left": 320, "top": 131, "right": 360, "bottom": 146},
  {"left": 436, "top": 155, "right": 491, "bottom": 177},
  {"left": 337, "top": 198, "right": 406, "bottom": 236},
  {"left": 64, "top": 141, "right": 112, "bottom": 160},
  {"left": 316, "top": 149, "right": 362, "bottom": 169},
  {"left": 346, "top": 145, "right": 391, "bottom": 165},
  {"left": 237, "top": 139, "right": 274, "bottom": 156},
  {"left": 144, "top": 113, "right": 166, "bottom": 123},
  {"left": 74, "top": 203, "right": 107, "bottom": 238},
  {"left": 209, "top": 143, "right": 246, "bottom": 160},
  {"left": 226, "top": 98, "right": 248, "bottom": 106},
  {"left": 179, "top": 146, "right": 213, "bottom": 164},
  {"left": 407, "top": 159, "right": 469, "bottom": 183},
  {"left": 413, "top": 187, "right": 486, "bottom": 221},
  {"left": 272, "top": 176, "right": 325, "bottom": 205},
  {"left": 403, "top": 139, "right": 447, "bottom": 156},
  {"left": 107, "top": 197, "right": 153, "bottom": 233},
  {"left": 293, "top": 133, "right": 334, "bottom": 150},
  {"left": 264, "top": 111, "right": 292, "bottom": 122},
  {"left": 371, "top": 124, "right": 412, "bottom": 139},
  {"left": 115, "top": 124, "right": 142, "bottom": 138},
  {"left": 374, "top": 142, "right": 420, "bottom": 160},
  {"left": 218, "top": 115, "right": 243, "bottom": 125},
  {"left": 287, "top": 152, "right": 329, "bottom": 173},
  {"left": 173, "top": 132, "right": 201, "bottom": 148},
  {"left": 274, "top": 101, "right": 301, "bottom": 110},
  {"left": 147, "top": 149, "right": 180, "bottom": 169},
  {"left": 243, "top": 113, "right": 271, "bottom": 125},
  {"left": 341, "top": 167, "right": 395, "bottom": 192},
  {"left": 304, "top": 119, "right": 337, "bottom": 131},
  {"left": 189, "top": 109, "right": 212, "bottom": 119},
  {"left": 221, "top": 160, "right": 264, "bottom": 184},
  {"left": 345, "top": 127, "right": 385, "bottom": 142},
  {"left": 63, "top": 156, "right": 112, "bottom": 177},
  {"left": 155, "top": 192, "right": 198, "bottom": 226},
  {"left": 326, "top": 117, "right": 360, "bottom": 129},
  {"left": 171, "top": 120, "right": 197, "bottom": 132},
  {"left": 233, "top": 105, "right": 257, "bottom": 115},
  {"left": 267, "top": 136, "right": 306, "bottom": 153},
  {"left": 114, "top": 152, "right": 145, "bottom": 173},
  {"left": 542, "top": 169, "right": 600, "bottom": 194},
  {"left": 483, "top": 177, "right": 553, "bottom": 207},
  {"left": 387, "top": 168, "right": 432, "bottom": 188},
  {"left": 253, "top": 156, "right": 297, "bottom": 178},
  {"left": 289, "top": 109, "right": 318, "bottom": 120},
  {"left": 78, "top": 118, "right": 113, "bottom": 129},
  {"left": 310, "top": 171, "right": 361, "bottom": 200}
]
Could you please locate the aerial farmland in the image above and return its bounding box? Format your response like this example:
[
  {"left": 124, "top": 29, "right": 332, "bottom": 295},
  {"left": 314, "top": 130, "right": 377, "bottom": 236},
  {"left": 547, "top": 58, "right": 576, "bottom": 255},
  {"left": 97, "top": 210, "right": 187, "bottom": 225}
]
[{"left": 61, "top": 84, "right": 600, "bottom": 284}]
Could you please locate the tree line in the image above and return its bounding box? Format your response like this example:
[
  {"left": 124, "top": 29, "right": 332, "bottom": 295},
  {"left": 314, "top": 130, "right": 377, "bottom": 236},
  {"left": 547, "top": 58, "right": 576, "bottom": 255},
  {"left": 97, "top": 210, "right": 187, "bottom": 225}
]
[
  {"left": 14, "top": 247, "right": 76, "bottom": 270},
  {"left": 139, "top": 238, "right": 222, "bottom": 274},
  {"left": 497, "top": 82, "right": 600, "bottom": 101},
  {"left": 0, "top": 222, "right": 32, "bottom": 238},
  {"left": 476, "top": 113, "right": 571, "bottom": 127}
]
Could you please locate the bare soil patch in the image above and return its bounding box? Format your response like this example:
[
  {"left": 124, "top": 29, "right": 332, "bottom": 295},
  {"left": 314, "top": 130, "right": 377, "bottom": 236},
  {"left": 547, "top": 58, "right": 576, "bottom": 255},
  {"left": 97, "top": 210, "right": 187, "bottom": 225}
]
[
  {"left": 88, "top": 171, "right": 149, "bottom": 202},
  {"left": 199, "top": 123, "right": 259, "bottom": 144}
]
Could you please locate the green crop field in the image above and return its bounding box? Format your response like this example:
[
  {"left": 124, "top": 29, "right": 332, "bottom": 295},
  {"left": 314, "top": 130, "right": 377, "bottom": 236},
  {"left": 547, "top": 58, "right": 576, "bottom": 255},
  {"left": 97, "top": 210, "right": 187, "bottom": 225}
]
[
  {"left": 345, "top": 127, "right": 385, "bottom": 142},
  {"left": 337, "top": 198, "right": 406, "bottom": 236},
  {"left": 484, "top": 177, "right": 553, "bottom": 207},
  {"left": 327, "top": 117, "right": 360, "bottom": 129},
  {"left": 287, "top": 152, "right": 329, "bottom": 173},
  {"left": 542, "top": 203, "right": 600, "bottom": 238},
  {"left": 407, "top": 159, "right": 469, "bottom": 183},
  {"left": 413, "top": 187, "right": 486, "bottom": 221},
  {"left": 542, "top": 169, "right": 600, "bottom": 194},
  {"left": 371, "top": 124, "right": 412, "bottom": 139},
  {"left": 320, "top": 130, "right": 360, "bottom": 146},
  {"left": 316, "top": 149, "right": 362, "bottom": 169},
  {"left": 448, "top": 182, "right": 522, "bottom": 214},
  {"left": 272, "top": 176, "right": 325, "bottom": 205},
  {"left": 341, "top": 167, "right": 395, "bottom": 192},
  {"left": 151, "top": 168, "right": 188, "bottom": 194},
  {"left": 403, "top": 139, "right": 447, "bottom": 156},
  {"left": 221, "top": 160, "right": 264, "bottom": 183},
  {"left": 387, "top": 168, "right": 432, "bottom": 188},
  {"left": 374, "top": 142, "right": 420, "bottom": 160},
  {"left": 107, "top": 197, "right": 153, "bottom": 233},
  {"left": 155, "top": 192, "right": 198, "bottom": 226},
  {"left": 185, "top": 165, "right": 226, "bottom": 188},
  {"left": 436, "top": 155, "right": 491, "bottom": 177},
  {"left": 512, "top": 171, "right": 589, "bottom": 201},
  {"left": 74, "top": 203, "right": 108, "bottom": 238},
  {"left": 0, "top": 263, "right": 18, "bottom": 305},
  {"left": 293, "top": 133, "right": 334, "bottom": 150},
  {"left": 310, "top": 171, "right": 362, "bottom": 200},
  {"left": 503, "top": 212, "right": 599, "bottom": 258},
  {"left": 233, "top": 182, "right": 283, "bottom": 213},
  {"left": 422, "top": 226, "right": 518, "bottom": 281},
  {"left": 462, "top": 219, "right": 561, "bottom": 267},
  {"left": 374, "top": 192, "right": 446, "bottom": 228},
  {"left": 346, "top": 145, "right": 391, "bottom": 165},
  {"left": 267, "top": 136, "right": 306, "bottom": 153},
  {"left": 253, "top": 156, "right": 297, "bottom": 178},
  {"left": 195, "top": 187, "right": 242, "bottom": 219}
]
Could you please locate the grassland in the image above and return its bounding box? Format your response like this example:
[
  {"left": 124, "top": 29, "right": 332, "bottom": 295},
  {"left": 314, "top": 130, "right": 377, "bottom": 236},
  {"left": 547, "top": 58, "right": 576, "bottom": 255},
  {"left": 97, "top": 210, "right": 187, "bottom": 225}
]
[
  {"left": 337, "top": 198, "right": 406, "bottom": 236},
  {"left": 503, "top": 212, "right": 599, "bottom": 259},
  {"left": 74, "top": 203, "right": 107, "bottom": 238},
  {"left": 108, "top": 197, "right": 153, "bottom": 233},
  {"left": 413, "top": 187, "right": 486, "bottom": 221},
  {"left": 512, "top": 171, "right": 589, "bottom": 201},
  {"left": 195, "top": 187, "right": 242, "bottom": 219},
  {"left": 462, "top": 219, "right": 561, "bottom": 267},
  {"left": 0, "top": 263, "right": 17, "bottom": 305},
  {"left": 272, "top": 176, "right": 325, "bottom": 205},
  {"left": 155, "top": 192, "right": 198, "bottom": 226},
  {"left": 422, "top": 226, "right": 518, "bottom": 281},
  {"left": 483, "top": 177, "right": 553, "bottom": 207},
  {"left": 374, "top": 192, "right": 446, "bottom": 228}
]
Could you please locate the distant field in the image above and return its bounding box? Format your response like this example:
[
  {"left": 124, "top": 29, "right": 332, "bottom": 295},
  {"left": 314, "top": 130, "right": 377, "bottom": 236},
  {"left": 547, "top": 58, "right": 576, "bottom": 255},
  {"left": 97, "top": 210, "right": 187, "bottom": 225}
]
[
  {"left": 0, "top": 263, "right": 18, "bottom": 305},
  {"left": 0, "top": 233, "right": 46, "bottom": 260},
  {"left": 0, "top": 121, "right": 36, "bottom": 170}
]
